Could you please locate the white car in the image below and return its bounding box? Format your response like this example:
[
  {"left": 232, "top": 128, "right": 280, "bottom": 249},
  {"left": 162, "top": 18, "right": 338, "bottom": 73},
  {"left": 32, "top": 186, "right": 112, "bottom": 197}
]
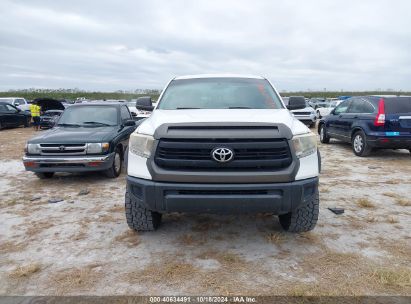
[
  {"left": 126, "top": 101, "right": 139, "bottom": 118},
  {"left": 282, "top": 97, "right": 316, "bottom": 127},
  {"left": 316, "top": 100, "right": 343, "bottom": 118},
  {"left": 0, "top": 97, "right": 31, "bottom": 112},
  {"left": 126, "top": 74, "right": 321, "bottom": 233}
]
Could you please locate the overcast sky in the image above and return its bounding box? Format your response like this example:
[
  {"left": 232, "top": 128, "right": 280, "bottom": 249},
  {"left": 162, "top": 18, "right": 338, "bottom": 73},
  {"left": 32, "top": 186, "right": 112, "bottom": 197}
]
[{"left": 1, "top": 0, "right": 410, "bottom": 91}]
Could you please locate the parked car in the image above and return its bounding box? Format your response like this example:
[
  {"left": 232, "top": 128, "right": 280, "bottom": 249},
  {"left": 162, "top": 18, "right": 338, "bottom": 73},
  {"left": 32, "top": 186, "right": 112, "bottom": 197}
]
[
  {"left": 132, "top": 101, "right": 157, "bottom": 121},
  {"left": 125, "top": 75, "right": 320, "bottom": 233},
  {"left": 318, "top": 96, "right": 411, "bottom": 156},
  {"left": 0, "top": 97, "right": 31, "bottom": 112},
  {"left": 283, "top": 96, "right": 316, "bottom": 127},
  {"left": 0, "top": 102, "right": 31, "bottom": 130},
  {"left": 23, "top": 103, "right": 138, "bottom": 178},
  {"left": 316, "top": 100, "right": 343, "bottom": 118},
  {"left": 40, "top": 110, "right": 64, "bottom": 129},
  {"left": 32, "top": 97, "right": 65, "bottom": 112},
  {"left": 308, "top": 97, "right": 326, "bottom": 108},
  {"left": 126, "top": 101, "right": 138, "bottom": 118}
]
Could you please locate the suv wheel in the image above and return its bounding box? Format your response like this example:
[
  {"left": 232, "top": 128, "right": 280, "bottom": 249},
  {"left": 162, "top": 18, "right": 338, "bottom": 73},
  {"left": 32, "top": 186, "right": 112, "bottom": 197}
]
[
  {"left": 35, "top": 172, "right": 54, "bottom": 179},
  {"left": 125, "top": 191, "right": 162, "bottom": 231},
  {"left": 105, "top": 147, "right": 122, "bottom": 178},
  {"left": 352, "top": 130, "right": 372, "bottom": 157},
  {"left": 319, "top": 124, "right": 330, "bottom": 144},
  {"left": 279, "top": 190, "right": 319, "bottom": 232},
  {"left": 316, "top": 111, "right": 321, "bottom": 119}
]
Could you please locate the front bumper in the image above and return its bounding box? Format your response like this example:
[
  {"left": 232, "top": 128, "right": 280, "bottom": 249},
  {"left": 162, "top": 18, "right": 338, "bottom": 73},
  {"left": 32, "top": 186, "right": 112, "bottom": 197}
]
[
  {"left": 23, "top": 153, "right": 114, "bottom": 173},
  {"left": 39, "top": 121, "right": 54, "bottom": 129},
  {"left": 126, "top": 176, "right": 319, "bottom": 215},
  {"left": 294, "top": 114, "right": 316, "bottom": 124}
]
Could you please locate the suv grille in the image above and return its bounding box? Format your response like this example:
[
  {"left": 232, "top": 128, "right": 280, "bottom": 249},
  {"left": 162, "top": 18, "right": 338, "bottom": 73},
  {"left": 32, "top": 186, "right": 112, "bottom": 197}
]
[
  {"left": 39, "top": 143, "right": 86, "bottom": 155},
  {"left": 155, "top": 138, "right": 292, "bottom": 171}
]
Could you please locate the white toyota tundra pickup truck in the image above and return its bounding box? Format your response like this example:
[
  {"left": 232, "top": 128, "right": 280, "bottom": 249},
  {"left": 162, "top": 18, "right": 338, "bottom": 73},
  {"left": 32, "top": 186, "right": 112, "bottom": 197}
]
[{"left": 125, "top": 74, "right": 321, "bottom": 232}]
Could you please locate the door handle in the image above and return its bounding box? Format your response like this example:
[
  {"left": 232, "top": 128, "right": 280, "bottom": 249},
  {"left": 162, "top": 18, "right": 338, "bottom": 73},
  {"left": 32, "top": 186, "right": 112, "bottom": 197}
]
[{"left": 353, "top": 116, "right": 358, "bottom": 119}]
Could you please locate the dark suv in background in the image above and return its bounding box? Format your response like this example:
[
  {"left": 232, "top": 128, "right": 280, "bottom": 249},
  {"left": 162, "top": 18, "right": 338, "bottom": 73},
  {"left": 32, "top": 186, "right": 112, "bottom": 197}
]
[{"left": 318, "top": 96, "right": 411, "bottom": 156}]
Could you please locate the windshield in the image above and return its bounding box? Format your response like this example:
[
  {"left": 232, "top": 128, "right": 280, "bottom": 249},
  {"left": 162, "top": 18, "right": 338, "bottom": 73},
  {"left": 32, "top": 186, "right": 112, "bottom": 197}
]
[
  {"left": 158, "top": 78, "right": 283, "bottom": 110},
  {"left": 57, "top": 106, "right": 118, "bottom": 126},
  {"left": 44, "top": 111, "right": 62, "bottom": 116}
]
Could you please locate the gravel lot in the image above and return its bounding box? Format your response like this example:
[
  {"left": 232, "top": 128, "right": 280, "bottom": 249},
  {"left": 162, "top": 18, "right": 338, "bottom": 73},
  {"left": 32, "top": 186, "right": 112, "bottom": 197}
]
[{"left": 0, "top": 126, "right": 410, "bottom": 296}]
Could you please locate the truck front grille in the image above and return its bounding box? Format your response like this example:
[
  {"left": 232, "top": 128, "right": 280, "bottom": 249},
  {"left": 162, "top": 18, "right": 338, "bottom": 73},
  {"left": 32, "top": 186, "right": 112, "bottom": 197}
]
[
  {"left": 39, "top": 143, "right": 86, "bottom": 155},
  {"left": 154, "top": 138, "right": 292, "bottom": 171},
  {"left": 294, "top": 112, "right": 312, "bottom": 115}
]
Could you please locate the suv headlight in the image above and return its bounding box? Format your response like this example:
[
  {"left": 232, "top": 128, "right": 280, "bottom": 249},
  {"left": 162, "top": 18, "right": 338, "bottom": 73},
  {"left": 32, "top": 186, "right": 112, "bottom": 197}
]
[
  {"left": 292, "top": 133, "right": 317, "bottom": 158},
  {"left": 86, "top": 143, "right": 109, "bottom": 154},
  {"left": 129, "top": 133, "right": 154, "bottom": 158},
  {"left": 26, "top": 143, "right": 41, "bottom": 155}
]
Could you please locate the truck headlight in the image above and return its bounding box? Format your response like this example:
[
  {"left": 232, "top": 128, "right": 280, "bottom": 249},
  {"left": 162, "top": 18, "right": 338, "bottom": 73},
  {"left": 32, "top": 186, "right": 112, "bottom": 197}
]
[
  {"left": 129, "top": 133, "right": 154, "bottom": 158},
  {"left": 86, "top": 143, "right": 109, "bottom": 154},
  {"left": 292, "top": 133, "right": 317, "bottom": 158},
  {"left": 26, "top": 143, "right": 41, "bottom": 155}
]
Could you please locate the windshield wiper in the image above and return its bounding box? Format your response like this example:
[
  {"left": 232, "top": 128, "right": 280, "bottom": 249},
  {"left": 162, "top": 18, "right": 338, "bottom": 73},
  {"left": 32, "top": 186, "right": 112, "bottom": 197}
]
[
  {"left": 82, "top": 121, "right": 112, "bottom": 126},
  {"left": 57, "top": 123, "right": 81, "bottom": 127},
  {"left": 175, "top": 107, "right": 201, "bottom": 110},
  {"left": 228, "top": 106, "right": 251, "bottom": 109}
]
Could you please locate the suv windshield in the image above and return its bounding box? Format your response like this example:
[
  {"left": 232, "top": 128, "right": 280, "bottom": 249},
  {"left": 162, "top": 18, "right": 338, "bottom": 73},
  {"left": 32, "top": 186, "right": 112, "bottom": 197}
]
[
  {"left": 57, "top": 106, "right": 118, "bottom": 127},
  {"left": 158, "top": 78, "right": 283, "bottom": 110}
]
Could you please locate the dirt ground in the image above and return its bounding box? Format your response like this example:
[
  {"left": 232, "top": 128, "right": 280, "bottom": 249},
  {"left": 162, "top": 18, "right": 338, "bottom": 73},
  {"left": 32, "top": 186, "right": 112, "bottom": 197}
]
[{"left": 0, "top": 126, "right": 410, "bottom": 296}]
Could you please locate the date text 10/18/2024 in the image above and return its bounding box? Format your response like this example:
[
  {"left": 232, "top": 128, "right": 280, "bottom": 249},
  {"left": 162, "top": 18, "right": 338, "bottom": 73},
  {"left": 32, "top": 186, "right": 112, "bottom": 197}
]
[{"left": 150, "top": 296, "right": 257, "bottom": 303}]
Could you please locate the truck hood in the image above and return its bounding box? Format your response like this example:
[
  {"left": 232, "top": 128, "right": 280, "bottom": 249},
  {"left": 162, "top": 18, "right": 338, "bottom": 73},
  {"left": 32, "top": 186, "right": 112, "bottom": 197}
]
[
  {"left": 28, "top": 126, "right": 116, "bottom": 144},
  {"left": 291, "top": 106, "right": 315, "bottom": 113},
  {"left": 137, "top": 109, "right": 309, "bottom": 136}
]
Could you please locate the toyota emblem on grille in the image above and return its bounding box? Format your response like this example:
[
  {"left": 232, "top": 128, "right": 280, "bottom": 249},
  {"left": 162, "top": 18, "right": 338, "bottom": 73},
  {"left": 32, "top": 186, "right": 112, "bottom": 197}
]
[
  {"left": 59, "top": 145, "right": 65, "bottom": 151},
  {"left": 212, "top": 147, "right": 234, "bottom": 163}
]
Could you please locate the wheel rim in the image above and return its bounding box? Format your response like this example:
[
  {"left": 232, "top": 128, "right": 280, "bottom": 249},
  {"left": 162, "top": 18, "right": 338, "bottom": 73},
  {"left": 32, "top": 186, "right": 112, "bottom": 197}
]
[
  {"left": 320, "top": 126, "right": 325, "bottom": 140},
  {"left": 114, "top": 152, "right": 121, "bottom": 173},
  {"left": 353, "top": 135, "right": 363, "bottom": 153}
]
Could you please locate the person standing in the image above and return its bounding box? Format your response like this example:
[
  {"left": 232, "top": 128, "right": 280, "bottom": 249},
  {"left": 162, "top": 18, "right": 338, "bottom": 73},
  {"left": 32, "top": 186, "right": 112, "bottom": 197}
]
[{"left": 30, "top": 103, "right": 41, "bottom": 131}]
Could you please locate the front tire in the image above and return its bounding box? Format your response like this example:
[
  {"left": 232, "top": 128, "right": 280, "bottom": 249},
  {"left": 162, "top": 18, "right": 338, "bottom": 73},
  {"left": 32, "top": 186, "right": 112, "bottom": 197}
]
[
  {"left": 35, "top": 172, "right": 54, "bottom": 179},
  {"left": 24, "top": 117, "right": 30, "bottom": 128},
  {"left": 316, "top": 111, "right": 322, "bottom": 119},
  {"left": 319, "top": 124, "right": 330, "bottom": 144},
  {"left": 125, "top": 191, "right": 162, "bottom": 231},
  {"left": 105, "top": 147, "right": 122, "bottom": 178},
  {"left": 352, "top": 130, "right": 372, "bottom": 157},
  {"left": 279, "top": 190, "right": 319, "bottom": 233}
]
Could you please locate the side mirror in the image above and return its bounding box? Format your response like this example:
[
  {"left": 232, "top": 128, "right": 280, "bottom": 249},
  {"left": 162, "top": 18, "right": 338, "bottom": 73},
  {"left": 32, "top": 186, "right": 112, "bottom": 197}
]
[
  {"left": 136, "top": 96, "right": 154, "bottom": 111},
  {"left": 287, "top": 96, "right": 306, "bottom": 110},
  {"left": 123, "top": 120, "right": 136, "bottom": 127}
]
